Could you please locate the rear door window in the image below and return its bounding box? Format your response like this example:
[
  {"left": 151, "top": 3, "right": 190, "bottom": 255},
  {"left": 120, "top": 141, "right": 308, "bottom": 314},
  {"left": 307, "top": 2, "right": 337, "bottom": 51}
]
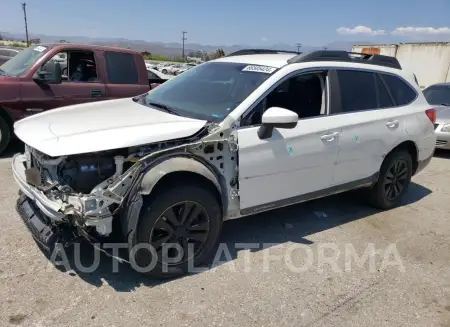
[
  {"left": 337, "top": 70, "right": 378, "bottom": 112},
  {"left": 104, "top": 51, "right": 138, "bottom": 84}
]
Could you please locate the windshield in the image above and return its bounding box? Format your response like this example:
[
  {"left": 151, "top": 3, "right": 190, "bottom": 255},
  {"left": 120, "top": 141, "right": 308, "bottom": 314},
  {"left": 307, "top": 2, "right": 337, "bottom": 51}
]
[
  {"left": 0, "top": 45, "right": 48, "bottom": 77},
  {"left": 423, "top": 85, "right": 450, "bottom": 106},
  {"left": 142, "top": 62, "right": 276, "bottom": 121}
]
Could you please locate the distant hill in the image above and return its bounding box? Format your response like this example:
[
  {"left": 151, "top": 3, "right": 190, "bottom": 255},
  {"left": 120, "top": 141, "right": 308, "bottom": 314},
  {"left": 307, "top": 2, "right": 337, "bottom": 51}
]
[{"left": 0, "top": 31, "right": 368, "bottom": 57}]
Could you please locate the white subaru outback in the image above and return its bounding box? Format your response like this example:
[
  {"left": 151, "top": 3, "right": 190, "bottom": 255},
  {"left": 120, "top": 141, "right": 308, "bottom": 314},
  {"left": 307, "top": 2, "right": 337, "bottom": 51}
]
[{"left": 12, "top": 50, "right": 436, "bottom": 278}]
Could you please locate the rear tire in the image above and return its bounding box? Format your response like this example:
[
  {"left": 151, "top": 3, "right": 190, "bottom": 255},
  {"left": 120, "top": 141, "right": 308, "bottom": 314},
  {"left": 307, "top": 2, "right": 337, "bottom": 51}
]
[
  {"left": 162, "top": 69, "right": 168, "bottom": 74},
  {"left": 131, "top": 184, "right": 222, "bottom": 279},
  {"left": 0, "top": 116, "right": 11, "bottom": 155},
  {"left": 368, "top": 150, "right": 413, "bottom": 210}
]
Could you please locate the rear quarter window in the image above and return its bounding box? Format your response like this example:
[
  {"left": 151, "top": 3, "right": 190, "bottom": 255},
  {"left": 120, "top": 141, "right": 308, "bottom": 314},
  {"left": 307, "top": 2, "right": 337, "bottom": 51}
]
[
  {"left": 380, "top": 74, "right": 417, "bottom": 106},
  {"left": 104, "top": 51, "right": 138, "bottom": 84}
]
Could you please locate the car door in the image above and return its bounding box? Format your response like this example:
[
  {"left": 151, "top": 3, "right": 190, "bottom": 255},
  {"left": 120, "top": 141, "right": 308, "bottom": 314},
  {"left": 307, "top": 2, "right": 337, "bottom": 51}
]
[
  {"left": 20, "top": 49, "right": 106, "bottom": 115},
  {"left": 331, "top": 69, "right": 413, "bottom": 186},
  {"left": 237, "top": 71, "right": 342, "bottom": 214}
]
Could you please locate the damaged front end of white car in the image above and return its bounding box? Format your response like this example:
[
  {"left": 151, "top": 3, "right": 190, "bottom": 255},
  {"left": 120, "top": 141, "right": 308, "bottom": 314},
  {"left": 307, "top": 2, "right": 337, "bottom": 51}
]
[{"left": 13, "top": 122, "right": 240, "bottom": 259}]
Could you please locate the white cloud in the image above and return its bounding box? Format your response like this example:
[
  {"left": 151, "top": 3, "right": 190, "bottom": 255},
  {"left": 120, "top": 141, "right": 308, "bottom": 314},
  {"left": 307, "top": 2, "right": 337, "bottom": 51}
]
[
  {"left": 391, "top": 26, "right": 450, "bottom": 36},
  {"left": 336, "top": 25, "right": 386, "bottom": 36},
  {"left": 261, "top": 37, "right": 268, "bottom": 42}
]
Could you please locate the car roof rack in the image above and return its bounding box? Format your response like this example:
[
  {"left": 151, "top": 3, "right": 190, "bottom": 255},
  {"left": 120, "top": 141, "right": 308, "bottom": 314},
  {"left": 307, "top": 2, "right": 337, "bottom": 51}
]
[
  {"left": 287, "top": 50, "right": 402, "bottom": 70},
  {"left": 226, "top": 49, "right": 300, "bottom": 57}
]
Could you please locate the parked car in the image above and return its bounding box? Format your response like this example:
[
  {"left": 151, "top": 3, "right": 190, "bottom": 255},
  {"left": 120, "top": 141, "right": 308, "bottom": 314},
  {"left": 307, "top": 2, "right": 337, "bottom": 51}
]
[
  {"left": 147, "top": 68, "right": 172, "bottom": 88},
  {"left": 156, "top": 62, "right": 172, "bottom": 72},
  {"left": 423, "top": 82, "right": 450, "bottom": 150},
  {"left": 174, "top": 63, "right": 197, "bottom": 75},
  {"left": 145, "top": 61, "right": 158, "bottom": 70},
  {"left": 162, "top": 63, "right": 184, "bottom": 75},
  {"left": 12, "top": 50, "right": 435, "bottom": 279},
  {"left": 0, "top": 47, "right": 22, "bottom": 65},
  {"left": 0, "top": 43, "right": 156, "bottom": 153}
]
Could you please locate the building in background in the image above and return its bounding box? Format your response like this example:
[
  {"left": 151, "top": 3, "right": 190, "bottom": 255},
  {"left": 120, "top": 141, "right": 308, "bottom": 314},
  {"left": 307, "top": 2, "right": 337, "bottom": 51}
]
[{"left": 352, "top": 42, "right": 450, "bottom": 89}]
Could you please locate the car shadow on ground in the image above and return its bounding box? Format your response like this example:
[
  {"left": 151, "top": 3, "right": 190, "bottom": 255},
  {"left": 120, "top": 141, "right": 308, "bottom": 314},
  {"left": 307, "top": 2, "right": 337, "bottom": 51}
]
[
  {"left": 433, "top": 149, "right": 450, "bottom": 159},
  {"left": 40, "top": 181, "right": 431, "bottom": 292}
]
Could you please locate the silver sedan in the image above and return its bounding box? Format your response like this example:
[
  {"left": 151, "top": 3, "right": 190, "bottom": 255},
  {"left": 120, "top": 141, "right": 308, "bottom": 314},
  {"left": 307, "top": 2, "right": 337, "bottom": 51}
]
[{"left": 423, "top": 83, "right": 450, "bottom": 150}]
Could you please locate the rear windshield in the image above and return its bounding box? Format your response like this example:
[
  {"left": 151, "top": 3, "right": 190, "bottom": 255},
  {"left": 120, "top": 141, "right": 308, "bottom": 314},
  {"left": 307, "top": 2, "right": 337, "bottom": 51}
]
[
  {"left": 423, "top": 85, "right": 450, "bottom": 106},
  {"left": 142, "top": 62, "right": 276, "bottom": 121}
]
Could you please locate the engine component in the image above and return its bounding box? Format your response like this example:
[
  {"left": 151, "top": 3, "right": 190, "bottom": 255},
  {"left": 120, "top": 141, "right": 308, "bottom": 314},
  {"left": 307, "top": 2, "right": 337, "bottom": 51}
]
[{"left": 60, "top": 156, "right": 116, "bottom": 193}]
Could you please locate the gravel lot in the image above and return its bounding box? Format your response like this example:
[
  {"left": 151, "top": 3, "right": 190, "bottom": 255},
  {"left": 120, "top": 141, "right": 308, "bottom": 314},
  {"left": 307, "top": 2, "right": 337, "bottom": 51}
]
[{"left": 1, "top": 142, "right": 449, "bottom": 327}]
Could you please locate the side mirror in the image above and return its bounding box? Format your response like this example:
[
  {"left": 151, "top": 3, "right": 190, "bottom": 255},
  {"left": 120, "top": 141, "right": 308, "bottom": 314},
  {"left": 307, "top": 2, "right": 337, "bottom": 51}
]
[
  {"left": 258, "top": 107, "right": 298, "bottom": 139},
  {"left": 34, "top": 61, "right": 62, "bottom": 84}
]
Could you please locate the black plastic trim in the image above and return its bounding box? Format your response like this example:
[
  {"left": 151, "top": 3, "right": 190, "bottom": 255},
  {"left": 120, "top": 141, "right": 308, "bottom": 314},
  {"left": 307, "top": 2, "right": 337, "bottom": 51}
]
[
  {"left": 287, "top": 51, "right": 402, "bottom": 70},
  {"left": 240, "top": 173, "right": 379, "bottom": 216},
  {"left": 257, "top": 121, "right": 298, "bottom": 139},
  {"left": 328, "top": 69, "right": 342, "bottom": 115},
  {"left": 227, "top": 49, "right": 300, "bottom": 57}
]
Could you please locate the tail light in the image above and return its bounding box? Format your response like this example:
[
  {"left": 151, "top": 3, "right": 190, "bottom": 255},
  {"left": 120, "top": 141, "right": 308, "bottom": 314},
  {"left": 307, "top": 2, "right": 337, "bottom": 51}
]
[{"left": 425, "top": 108, "right": 436, "bottom": 124}]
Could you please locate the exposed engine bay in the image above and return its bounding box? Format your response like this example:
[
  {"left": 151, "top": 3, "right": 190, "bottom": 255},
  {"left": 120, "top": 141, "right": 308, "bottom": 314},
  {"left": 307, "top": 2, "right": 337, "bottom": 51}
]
[
  {"left": 19, "top": 123, "right": 240, "bottom": 240},
  {"left": 59, "top": 155, "right": 117, "bottom": 194}
]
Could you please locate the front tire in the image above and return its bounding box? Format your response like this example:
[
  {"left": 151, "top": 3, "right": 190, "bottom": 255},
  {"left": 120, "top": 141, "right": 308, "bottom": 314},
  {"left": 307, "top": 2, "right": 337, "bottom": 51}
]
[
  {"left": 131, "top": 184, "right": 222, "bottom": 279},
  {"left": 162, "top": 69, "right": 168, "bottom": 74},
  {"left": 0, "top": 116, "right": 11, "bottom": 155},
  {"left": 369, "top": 150, "right": 413, "bottom": 209}
]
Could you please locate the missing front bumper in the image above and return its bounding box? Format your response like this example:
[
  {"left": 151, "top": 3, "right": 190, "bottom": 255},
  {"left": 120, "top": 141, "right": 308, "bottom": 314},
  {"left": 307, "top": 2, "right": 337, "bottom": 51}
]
[
  {"left": 12, "top": 153, "right": 114, "bottom": 236},
  {"left": 16, "top": 193, "right": 76, "bottom": 251},
  {"left": 12, "top": 153, "right": 65, "bottom": 221}
]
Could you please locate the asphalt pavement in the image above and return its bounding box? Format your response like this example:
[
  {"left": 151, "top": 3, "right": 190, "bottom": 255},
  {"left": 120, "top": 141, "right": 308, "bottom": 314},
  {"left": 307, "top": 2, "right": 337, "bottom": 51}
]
[{"left": 0, "top": 142, "right": 449, "bottom": 326}]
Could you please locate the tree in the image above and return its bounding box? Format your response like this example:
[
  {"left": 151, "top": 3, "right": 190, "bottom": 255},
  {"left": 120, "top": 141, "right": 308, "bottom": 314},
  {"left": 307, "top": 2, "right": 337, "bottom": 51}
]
[
  {"left": 216, "top": 48, "right": 225, "bottom": 57},
  {"left": 141, "top": 51, "right": 151, "bottom": 57},
  {"left": 208, "top": 48, "right": 226, "bottom": 60}
]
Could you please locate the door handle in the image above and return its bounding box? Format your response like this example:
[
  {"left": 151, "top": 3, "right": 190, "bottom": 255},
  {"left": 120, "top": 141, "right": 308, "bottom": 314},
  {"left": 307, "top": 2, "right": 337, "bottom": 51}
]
[
  {"left": 385, "top": 120, "right": 399, "bottom": 128},
  {"left": 91, "top": 89, "right": 104, "bottom": 97},
  {"left": 320, "top": 132, "right": 339, "bottom": 141}
]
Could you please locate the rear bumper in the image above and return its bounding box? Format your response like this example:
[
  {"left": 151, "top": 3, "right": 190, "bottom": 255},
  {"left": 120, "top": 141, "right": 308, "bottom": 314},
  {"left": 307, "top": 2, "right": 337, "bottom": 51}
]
[{"left": 12, "top": 153, "right": 66, "bottom": 221}]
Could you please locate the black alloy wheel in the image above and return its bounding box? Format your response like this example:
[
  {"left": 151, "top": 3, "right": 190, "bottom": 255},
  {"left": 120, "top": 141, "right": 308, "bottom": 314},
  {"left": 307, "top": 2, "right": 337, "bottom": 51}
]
[
  {"left": 150, "top": 201, "right": 210, "bottom": 265},
  {"left": 369, "top": 150, "right": 413, "bottom": 210},
  {"left": 133, "top": 184, "right": 222, "bottom": 278},
  {"left": 383, "top": 158, "right": 409, "bottom": 201}
]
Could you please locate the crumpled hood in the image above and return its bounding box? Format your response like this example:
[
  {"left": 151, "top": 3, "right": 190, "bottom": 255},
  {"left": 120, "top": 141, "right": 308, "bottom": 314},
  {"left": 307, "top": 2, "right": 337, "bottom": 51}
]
[{"left": 14, "top": 98, "right": 207, "bottom": 156}]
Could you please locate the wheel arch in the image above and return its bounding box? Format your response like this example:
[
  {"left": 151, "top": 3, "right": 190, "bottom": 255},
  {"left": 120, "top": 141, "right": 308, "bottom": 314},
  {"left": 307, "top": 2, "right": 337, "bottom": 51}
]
[
  {"left": 140, "top": 156, "right": 223, "bottom": 200},
  {"left": 123, "top": 155, "right": 229, "bottom": 243},
  {"left": 386, "top": 140, "right": 419, "bottom": 174}
]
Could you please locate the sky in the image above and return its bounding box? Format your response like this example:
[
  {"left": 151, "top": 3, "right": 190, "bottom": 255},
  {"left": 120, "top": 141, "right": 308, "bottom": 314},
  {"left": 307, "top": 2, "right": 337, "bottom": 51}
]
[{"left": 1, "top": 0, "right": 450, "bottom": 46}]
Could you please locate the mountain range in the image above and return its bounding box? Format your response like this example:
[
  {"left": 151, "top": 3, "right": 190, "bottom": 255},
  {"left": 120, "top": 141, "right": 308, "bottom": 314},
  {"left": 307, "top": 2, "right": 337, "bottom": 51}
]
[{"left": 0, "top": 31, "right": 369, "bottom": 57}]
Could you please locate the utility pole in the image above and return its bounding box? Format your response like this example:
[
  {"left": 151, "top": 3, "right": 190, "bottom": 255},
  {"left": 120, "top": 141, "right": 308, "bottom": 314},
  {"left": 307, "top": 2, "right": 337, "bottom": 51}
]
[
  {"left": 296, "top": 43, "right": 302, "bottom": 54},
  {"left": 21, "top": 2, "right": 29, "bottom": 46},
  {"left": 182, "top": 31, "right": 187, "bottom": 60}
]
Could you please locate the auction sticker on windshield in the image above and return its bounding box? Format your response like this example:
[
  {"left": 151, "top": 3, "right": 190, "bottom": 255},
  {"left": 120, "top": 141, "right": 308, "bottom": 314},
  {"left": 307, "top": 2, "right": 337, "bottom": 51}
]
[
  {"left": 33, "top": 46, "right": 47, "bottom": 52},
  {"left": 242, "top": 65, "right": 277, "bottom": 74}
]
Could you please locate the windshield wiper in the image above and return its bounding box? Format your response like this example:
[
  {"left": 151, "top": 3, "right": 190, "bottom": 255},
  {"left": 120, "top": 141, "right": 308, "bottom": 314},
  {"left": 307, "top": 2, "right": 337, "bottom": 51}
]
[
  {"left": 147, "top": 101, "right": 180, "bottom": 116},
  {"left": 0, "top": 69, "right": 5, "bottom": 75}
]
